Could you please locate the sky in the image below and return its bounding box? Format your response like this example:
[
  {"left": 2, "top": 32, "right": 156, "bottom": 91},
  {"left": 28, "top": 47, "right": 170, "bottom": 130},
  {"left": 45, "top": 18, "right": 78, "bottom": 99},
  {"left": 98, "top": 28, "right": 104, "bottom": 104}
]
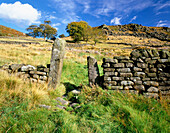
[{"left": 0, "top": 0, "right": 169, "bottom": 36}]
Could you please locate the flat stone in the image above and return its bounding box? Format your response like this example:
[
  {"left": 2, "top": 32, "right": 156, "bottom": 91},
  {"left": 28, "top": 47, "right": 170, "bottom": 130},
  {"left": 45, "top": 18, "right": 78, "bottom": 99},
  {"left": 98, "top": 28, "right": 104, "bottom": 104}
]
[
  {"left": 35, "top": 71, "right": 47, "bottom": 76},
  {"left": 158, "top": 73, "right": 170, "bottom": 78},
  {"left": 134, "top": 72, "right": 146, "bottom": 78},
  {"left": 110, "top": 86, "right": 123, "bottom": 90},
  {"left": 33, "top": 74, "right": 39, "bottom": 79},
  {"left": 120, "top": 60, "right": 133, "bottom": 63},
  {"left": 148, "top": 60, "right": 157, "bottom": 64},
  {"left": 133, "top": 67, "right": 142, "bottom": 72},
  {"left": 21, "top": 65, "right": 36, "bottom": 72},
  {"left": 152, "top": 49, "right": 159, "bottom": 57},
  {"left": 105, "top": 72, "right": 118, "bottom": 76},
  {"left": 134, "top": 85, "right": 145, "bottom": 91},
  {"left": 126, "top": 63, "right": 134, "bottom": 67},
  {"left": 150, "top": 68, "right": 157, "bottom": 73},
  {"left": 114, "top": 56, "right": 130, "bottom": 60},
  {"left": 121, "top": 81, "right": 134, "bottom": 86},
  {"left": 113, "top": 63, "right": 125, "bottom": 68},
  {"left": 130, "top": 77, "right": 141, "bottom": 81},
  {"left": 71, "top": 90, "right": 81, "bottom": 95},
  {"left": 117, "top": 68, "right": 131, "bottom": 73},
  {"left": 147, "top": 87, "right": 158, "bottom": 93},
  {"left": 103, "top": 58, "right": 118, "bottom": 63},
  {"left": 56, "top": 97, "right": 69, "bottom": 106},
  {"left": 147, "top": 73, "right": 156, "bottom": 78},
  {"left": 134, "top": 80, "right": 142, "bottom": 85},
  {"left": 158, "top": 59, "right": 169, "bottom": 63},
  {"left": 103, "top": 68, "right": 115, "bottom": 72},
  {"left": 147, "top": 49, "right": 154, "bottom": 57},
  {"left": 143, "top": 81, "right": 159, "bottom": 87},
  {"left": 112, "top": 77, "right": 124, "bottom": 81},
  {"left": 137, "top": 63, "right": 147, "bottom": 68},
  {"left": 137, "top": 58, "right": 144, "bottom": 63},
  {"left": 119, "top": 73, "right": 133, "bottom": 77},
  {"left": 104, "top": 81, "right": 117, "bottom": 86}
]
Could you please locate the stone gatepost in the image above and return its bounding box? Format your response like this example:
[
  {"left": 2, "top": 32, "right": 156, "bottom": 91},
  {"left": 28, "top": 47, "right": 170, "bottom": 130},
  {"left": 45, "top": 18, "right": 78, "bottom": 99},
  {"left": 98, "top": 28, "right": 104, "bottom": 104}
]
[
  {"left": 48, "top": 38, "right": 66, "bottom": 89},
  {"left": 87, "top": 56, "right": 100, "bottom": 87}
]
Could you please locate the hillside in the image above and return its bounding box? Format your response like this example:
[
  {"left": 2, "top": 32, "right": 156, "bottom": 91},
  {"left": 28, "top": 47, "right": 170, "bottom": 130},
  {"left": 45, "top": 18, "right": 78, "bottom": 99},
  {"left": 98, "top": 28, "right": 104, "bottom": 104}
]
[
  {"left": 97, "top": 24, "right": 170, "bottom": 41},
  {"left": 0, "top": 25, "right": 25, "bottom": 37}
]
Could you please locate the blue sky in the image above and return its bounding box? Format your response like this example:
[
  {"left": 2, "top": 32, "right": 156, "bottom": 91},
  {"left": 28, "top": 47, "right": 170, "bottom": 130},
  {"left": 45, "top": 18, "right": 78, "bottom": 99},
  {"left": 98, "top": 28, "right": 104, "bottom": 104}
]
[{"left": 0, "top": 0, "right": 169, "bottom": 36}]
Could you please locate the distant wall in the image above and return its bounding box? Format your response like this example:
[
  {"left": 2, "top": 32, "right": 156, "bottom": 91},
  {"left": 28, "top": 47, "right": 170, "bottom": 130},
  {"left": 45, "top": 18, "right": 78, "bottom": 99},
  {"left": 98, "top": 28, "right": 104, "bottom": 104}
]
[
  {"left": 0, "top": 64, "right": 49, "bottom": 83},
  {"left": 102, "top": 49, "right": 170, "bottom": 99}
]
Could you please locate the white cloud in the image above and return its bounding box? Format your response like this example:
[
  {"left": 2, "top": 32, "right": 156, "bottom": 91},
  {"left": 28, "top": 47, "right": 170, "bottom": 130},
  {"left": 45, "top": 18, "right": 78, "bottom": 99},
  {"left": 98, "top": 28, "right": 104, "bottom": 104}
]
[
  {"left": 129, "top": 16, "right": 137, "bottom": 23},
  {"left": 154, "top": 1, "right": 170, "bottom": 11},
  {"left": 94, "top": 0, "right": 153, "bottom": 17},
  {"left": 110, "top": 17, "right": 121, "bottom": 25},
  {"left": 52, "top": 23, "right": 61, "bottom": 27},
  {"left": 0, "top": 1, "right": 41, "bottom": 25},
  {"left": 156, "top": 20, "right": 170, "bottom": 27}
]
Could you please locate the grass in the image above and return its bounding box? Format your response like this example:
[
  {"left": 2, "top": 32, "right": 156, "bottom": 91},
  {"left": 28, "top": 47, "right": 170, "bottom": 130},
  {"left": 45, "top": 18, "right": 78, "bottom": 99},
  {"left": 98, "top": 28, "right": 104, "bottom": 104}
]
[{"left": 0, "top": 36, "right": 169, "bottom": 132}]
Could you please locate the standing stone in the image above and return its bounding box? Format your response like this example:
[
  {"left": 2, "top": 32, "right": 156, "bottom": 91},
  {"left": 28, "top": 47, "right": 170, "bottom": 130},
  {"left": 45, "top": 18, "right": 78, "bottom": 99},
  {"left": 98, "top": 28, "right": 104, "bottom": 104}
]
[
  {"left": 48, "top": 38, "right": 66, "bottom": 89},
  {"left": 87, "top": 56, "right": 100, "bottom": 87}
]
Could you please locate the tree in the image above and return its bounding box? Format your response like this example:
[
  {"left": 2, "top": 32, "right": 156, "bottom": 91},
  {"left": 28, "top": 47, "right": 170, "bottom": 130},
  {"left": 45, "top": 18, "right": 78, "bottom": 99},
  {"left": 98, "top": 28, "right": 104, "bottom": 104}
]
[
  {"left": 26, "top": 20, "right": 57, "bottom": 39},
  {"left": 26, "top": 25, "right": 41, "bottom": 38},
  {"left": 59, "top": 34, "right": 66, "bottom": 38},
  {"left": 39, "top": 21, "right": 57, "bottom": 40},
  {"left": 91, "top": 28, "right": 105, "bottom": 45},
  {"left": 66, "top": 21, "right": 91, "bottom": 42}
]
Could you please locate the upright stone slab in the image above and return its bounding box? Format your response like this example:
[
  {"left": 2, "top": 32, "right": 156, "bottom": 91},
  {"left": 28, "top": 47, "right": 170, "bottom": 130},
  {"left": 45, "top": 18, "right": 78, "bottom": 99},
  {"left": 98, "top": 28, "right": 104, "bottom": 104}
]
[
  {"left": 48, "top": 38, "right": 66, "bottom": 89},
  {"left": 87, "top": 56, "right": 100, "bottom": 86}
]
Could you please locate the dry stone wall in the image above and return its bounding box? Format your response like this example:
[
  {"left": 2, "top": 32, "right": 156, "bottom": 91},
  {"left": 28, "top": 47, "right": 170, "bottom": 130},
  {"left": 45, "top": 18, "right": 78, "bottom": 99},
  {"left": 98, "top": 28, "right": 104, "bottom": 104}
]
[
  {"left": 0, "top": 64, "right": 50, "bottom": 83},
  {"left": 102, "top": 49, "right": 170, "bottom": 99}
]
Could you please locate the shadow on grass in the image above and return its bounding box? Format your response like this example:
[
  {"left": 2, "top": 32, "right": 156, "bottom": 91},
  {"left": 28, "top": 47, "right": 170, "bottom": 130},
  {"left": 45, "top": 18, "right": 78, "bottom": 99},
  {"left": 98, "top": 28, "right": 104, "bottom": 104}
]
[{"left": 63, "top": 82, "right": 82, "bottom": 95}]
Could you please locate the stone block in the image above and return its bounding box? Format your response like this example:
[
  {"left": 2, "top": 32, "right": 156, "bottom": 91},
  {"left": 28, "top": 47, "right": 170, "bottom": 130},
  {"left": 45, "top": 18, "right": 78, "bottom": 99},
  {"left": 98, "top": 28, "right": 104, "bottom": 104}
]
[
  {"left": 119, "top": 73, "right": 133, "bottom": 77},
  {"left": 137, "top": 58, "right": 144, "bottom": 63},
  {"left": 147, "top": 49, "right": 154, "bottom": 57},
  {"left": 134, "top": 72, "right": 146, "bottom": 78},
  {"left": 120, "top": 60, "right": 133, "bottom": 63},
  {"left": 134, "top": 85, "right": 145, "bottom": 91},
  {"left": 148, "top": 60, "right": 157, "bottom": 64},
  {"left": 105, "top": 72, "right": 118, "bottom": 76},
  {"left": 110, "top": 86, "right": 123, "bottom": 90},
  {"left": 103, "top": 58, "right": 118, "bottom": 63},
  {"left": 150, "top": 68, "right": 157, "bottom": 73},
  {"left": 113, "top": 63, "right": 125, "bottom": 68},
  {"left": 117, "top": 68, "right": 131, "bottom": 73},
  {"left": 152, "top": 49, "right": 159, "bottom": 57},
  {"left": 147, "top": 73, "right": 157, "bottom": 78},
  {"left": 114, "top": 56, "right": 130, "bottom": 60},
  {"left": 143, "top": 81, "right": 159, "bottom": 87},
  {"left": 130, "top": 77, "right": 141, "bottom": 81},
  {"left": 142, "top": 78, "right": 150, "bottom": 81},
  {"left": 121, "top": 81, "right": 134, "bottom": 86},
  {"left": 126, "top": 63, "right": 134, "bottom": 68},
  {"left": 158, "top": 59, "right": 169, "bottom": 63},
  {"left": 36, "top": 71, "right": 47, "bottom": 76},
  {"left": 112, "top": 77, "right": 124, "bottom": 81},
  {"left": 104, "top": 81, "right": 117, "bottom": 86},
  {"left": 33, "top": 74, "right": 39, "bottom": 79},
  {"left": 133, "top": 67, "right": 142, "bottom": 72},
  {"left": 134, "top": 80, "right": 142, "bottom": 85},
  {"left": 137, "top": 63, "right": 147, "bottom": 68},
  {"left": 158, "top": 73, "right": 170, "bottom": 78},
  {"left": 147, "top": 87, "right": 158, "bottom": 93},
  {"left": 103, "top": 68, "right": 115, "bottom": 72}
]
